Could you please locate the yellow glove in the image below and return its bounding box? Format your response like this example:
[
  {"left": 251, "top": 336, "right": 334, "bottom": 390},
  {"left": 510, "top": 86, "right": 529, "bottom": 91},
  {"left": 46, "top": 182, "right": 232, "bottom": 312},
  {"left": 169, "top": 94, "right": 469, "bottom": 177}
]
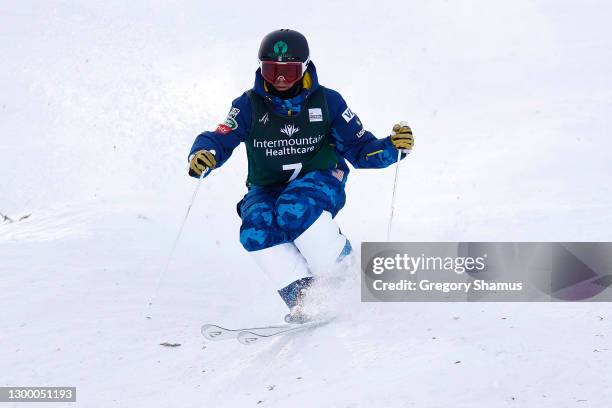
[
  {"left": 389, "top": 122, "right": 414, "bottom": 150},
  {"left": 189, "top": 150, "right": 216, "bottom": 177}
]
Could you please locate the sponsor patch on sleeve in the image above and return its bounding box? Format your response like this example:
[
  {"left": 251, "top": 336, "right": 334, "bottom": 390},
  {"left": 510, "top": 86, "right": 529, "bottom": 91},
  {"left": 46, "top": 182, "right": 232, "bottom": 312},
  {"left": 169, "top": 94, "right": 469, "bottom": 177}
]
[
  {"left": 215, "top": 107, "right": 240, "bottom": 134},
  {"left": 342, "top": 107, "right": 355, "bottom": 122},
  {"left": 227, "top": 107, "right": 240, "bottom": 119},
  {"left": 215, "top": 123, "right": 232, "bottom": 134}
]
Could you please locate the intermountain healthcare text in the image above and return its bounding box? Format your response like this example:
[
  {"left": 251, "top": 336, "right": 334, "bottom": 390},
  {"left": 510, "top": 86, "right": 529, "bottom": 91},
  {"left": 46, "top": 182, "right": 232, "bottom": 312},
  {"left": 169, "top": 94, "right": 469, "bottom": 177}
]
[{"left": 253, "top": 135, "right": 324, "bottom": 157}]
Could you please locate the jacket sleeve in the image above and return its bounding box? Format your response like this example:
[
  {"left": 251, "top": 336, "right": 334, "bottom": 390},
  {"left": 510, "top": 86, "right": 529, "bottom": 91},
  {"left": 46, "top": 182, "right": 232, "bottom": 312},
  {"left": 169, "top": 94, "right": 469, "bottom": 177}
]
[
  {"left": 324, "top": 87, "right": 406, "bottom": 169},
  {"left": 188, "top": 93, "right": 252, "bottom": 178}
]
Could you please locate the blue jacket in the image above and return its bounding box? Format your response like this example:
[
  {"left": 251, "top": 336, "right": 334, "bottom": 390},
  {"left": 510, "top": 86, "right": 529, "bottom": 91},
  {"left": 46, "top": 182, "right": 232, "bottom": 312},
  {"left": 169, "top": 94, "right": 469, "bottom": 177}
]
[{"left": 189, "top": 62, "right": 405, "bottom": 180}]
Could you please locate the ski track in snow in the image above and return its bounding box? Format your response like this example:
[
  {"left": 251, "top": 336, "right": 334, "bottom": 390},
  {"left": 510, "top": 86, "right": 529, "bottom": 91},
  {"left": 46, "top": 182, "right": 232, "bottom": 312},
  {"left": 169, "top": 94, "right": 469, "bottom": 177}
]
[{"left": 2, "top": 0, "right": 612, "bottom": 406}]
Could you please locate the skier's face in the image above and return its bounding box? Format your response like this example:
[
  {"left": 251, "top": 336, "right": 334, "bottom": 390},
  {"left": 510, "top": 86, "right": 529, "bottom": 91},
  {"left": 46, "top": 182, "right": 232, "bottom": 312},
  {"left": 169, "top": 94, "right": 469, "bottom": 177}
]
[
  {"left": 271, "top": 75, "right": 296, "bottom": 91},
  {"left": 260, "top": 61, "right": 306, "bottom": 91}
]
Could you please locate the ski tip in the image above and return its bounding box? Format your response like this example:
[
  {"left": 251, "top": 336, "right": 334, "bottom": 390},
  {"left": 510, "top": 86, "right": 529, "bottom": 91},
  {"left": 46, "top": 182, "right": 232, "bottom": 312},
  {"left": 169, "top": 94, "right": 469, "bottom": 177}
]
[
  {"left": 237, "top": 331, "right": 261, "bottom": 345},
  {"left": 201, "top": 324, "right": 224, "bottom": 340}
]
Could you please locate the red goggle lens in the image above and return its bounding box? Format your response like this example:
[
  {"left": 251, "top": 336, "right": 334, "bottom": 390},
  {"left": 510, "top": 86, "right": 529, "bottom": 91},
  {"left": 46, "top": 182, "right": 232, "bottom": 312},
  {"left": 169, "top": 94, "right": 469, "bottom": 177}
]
[{"left": 260, "top": 61, "right": 304, "bottom": 84}]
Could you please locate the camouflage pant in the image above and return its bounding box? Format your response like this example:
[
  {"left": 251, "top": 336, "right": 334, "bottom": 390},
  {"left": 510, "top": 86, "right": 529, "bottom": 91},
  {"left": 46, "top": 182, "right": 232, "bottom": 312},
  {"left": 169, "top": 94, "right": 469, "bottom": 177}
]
[{"left": 238, "top": 169, "right": 347, "bottom": 251}]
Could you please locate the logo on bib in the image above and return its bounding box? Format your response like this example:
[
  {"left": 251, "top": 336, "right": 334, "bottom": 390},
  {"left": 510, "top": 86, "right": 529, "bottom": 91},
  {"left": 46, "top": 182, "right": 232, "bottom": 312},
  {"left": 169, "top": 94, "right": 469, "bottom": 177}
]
[
  {"left": 259, "top": 112, "right": 270, "bottom": 125},
  {"left": 280, "top": 124, "right": 300, "bottom": 137},
  {"left": 308, "top": 108, "right": 323, "bottom": 122}
]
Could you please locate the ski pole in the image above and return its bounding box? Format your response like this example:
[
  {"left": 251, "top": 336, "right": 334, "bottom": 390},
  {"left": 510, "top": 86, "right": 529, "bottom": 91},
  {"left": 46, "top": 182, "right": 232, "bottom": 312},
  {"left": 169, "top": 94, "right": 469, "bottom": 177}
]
[
  {"left": 148, "top": 168, "right": 210, "bottom": 309},
  {"left": 387, "top": 149, "right": 409, "bottom": 241}
]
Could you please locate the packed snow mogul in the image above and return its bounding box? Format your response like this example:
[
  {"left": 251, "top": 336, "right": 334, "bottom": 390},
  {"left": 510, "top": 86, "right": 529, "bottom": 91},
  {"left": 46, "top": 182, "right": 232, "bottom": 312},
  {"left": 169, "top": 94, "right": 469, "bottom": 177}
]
[{"left": 188, "top": 29, "right": 414, "bottom": 322}]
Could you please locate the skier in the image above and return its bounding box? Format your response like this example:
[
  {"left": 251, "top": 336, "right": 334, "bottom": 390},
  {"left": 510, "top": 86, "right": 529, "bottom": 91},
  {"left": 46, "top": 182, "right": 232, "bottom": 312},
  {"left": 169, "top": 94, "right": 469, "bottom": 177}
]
[{"left": 188, "top": 29, "right": 413, "bottom": 322}]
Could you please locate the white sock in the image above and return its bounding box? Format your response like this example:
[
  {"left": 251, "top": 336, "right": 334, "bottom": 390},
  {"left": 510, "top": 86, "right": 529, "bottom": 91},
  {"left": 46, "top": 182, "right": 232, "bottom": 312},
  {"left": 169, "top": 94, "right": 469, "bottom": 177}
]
[
  {"left": 293, "top": 211, "right": 349, "bottom": 275},
  {"left": 249, "top": 243, "right": 311, "bottom": 289}
]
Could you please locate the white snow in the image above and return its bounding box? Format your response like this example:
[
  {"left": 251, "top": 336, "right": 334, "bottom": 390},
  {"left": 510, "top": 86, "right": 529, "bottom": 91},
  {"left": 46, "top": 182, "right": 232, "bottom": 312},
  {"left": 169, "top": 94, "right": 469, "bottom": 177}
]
[{"left": 1, "top": 1, "right": 611, "bottom": 407}]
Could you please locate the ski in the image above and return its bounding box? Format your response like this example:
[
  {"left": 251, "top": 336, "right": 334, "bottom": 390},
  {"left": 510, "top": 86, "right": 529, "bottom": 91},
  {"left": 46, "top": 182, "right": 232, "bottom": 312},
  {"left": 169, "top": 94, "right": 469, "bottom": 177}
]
[
  {"left": 201, "top": 323, "right": 291, "bottom": 341},
  {"left": 237, "top": 318, "right": 331, "bottom": 345}
]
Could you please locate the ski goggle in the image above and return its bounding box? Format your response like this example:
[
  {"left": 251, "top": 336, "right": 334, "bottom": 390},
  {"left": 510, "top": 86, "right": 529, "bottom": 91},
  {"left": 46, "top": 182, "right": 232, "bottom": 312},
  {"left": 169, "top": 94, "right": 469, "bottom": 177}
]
[{"left": 260, "top": 60, "right": 308, "bottom": 84}]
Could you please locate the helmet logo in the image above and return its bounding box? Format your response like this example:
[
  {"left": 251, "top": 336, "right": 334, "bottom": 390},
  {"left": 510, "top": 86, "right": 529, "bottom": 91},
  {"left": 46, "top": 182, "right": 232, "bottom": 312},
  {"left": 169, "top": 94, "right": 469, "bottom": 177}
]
[{"left": 273, "top": 41, "right": 288, "bottom": 56}]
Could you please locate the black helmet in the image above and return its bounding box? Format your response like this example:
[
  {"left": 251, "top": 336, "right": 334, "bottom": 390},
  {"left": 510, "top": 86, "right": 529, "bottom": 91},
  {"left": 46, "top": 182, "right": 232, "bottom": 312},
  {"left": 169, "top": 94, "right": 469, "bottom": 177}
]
[{"left": 258, "top": 29, "right": 310, "bottom": 63}]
